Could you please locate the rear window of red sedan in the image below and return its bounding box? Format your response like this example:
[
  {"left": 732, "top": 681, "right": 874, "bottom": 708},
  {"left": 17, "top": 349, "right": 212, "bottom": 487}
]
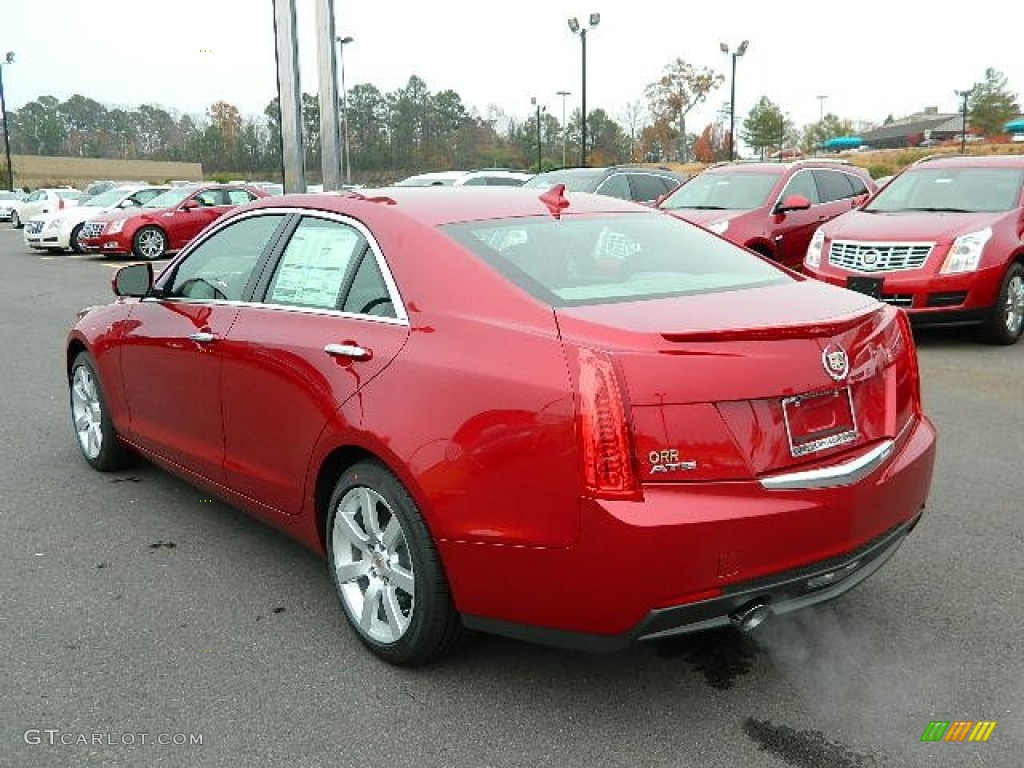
[{"left": 443, "top": 212, "right": 788, "bottom": 306}]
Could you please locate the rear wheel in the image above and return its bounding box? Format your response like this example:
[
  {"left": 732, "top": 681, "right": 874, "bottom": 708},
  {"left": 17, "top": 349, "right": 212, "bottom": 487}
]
[
  {"left": 70, "top": 223, "right": 87, "bottom": 254},
  {"left": 69, "top": 351, "right": 135, "bottom": 471},
  {"left": 326, "top": 461, "right": 465, "bottom": 665},
  {"left": 11, "top": 210, "right": 21, "bottom": 229},
  {"left": 132, "top": 226, "right": 167, "bottom": 260},
  {"left": 979, "top": 263, "right": 1024, "bottom": 345}
]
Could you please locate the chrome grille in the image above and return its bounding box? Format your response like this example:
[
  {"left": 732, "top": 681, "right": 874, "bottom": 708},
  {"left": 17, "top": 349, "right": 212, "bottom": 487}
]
[
  {"left": 25, "top": 220, "right": 45, "bottom": 235},
  {"left": 828, "top": 241, "right": 933, "bottom": 273},
  {"left": 81, "top": 221, "right": 105, "bottom": 239}
]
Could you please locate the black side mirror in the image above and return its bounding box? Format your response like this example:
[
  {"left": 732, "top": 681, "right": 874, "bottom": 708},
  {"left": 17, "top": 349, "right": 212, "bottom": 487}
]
[{"left": 112, "top": 263, "right": 153, "bottom": 298}]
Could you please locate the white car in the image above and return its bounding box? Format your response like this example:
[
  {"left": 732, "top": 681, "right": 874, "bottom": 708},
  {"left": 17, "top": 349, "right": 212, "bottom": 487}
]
[
  {"left": 0, "top": 190, "right": 26, "bottom": 221},
  {"left": 8, "top": 188, "right": 85, "bottom": 229},
  {"left": 393, "top": 169, "right": 534, "bottom": 187},
  {"left": 23, "top": 185, "right": 168, "bottom": 253}
]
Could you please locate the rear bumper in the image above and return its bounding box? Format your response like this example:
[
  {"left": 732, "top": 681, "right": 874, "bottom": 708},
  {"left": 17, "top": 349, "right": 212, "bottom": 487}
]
[{"left": 448, "top": 414, "right": 936, "bottom": 650}]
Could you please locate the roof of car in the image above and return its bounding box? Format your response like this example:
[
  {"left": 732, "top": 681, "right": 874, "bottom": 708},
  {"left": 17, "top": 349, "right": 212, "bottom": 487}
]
[
  {"left": 241, "top": 186, "right": 653, "bottom": 227},
  {"left": 911, "top": 153, "right": 1024, "bottom": 168}
]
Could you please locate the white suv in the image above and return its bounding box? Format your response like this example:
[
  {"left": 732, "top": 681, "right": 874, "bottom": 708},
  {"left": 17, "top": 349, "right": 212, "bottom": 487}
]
[
  {"left": 394, "top": 169, "right": 533, "bottom": 187},
  {"left": 8, "top": 188, "right": 85, "bottom": 228}
]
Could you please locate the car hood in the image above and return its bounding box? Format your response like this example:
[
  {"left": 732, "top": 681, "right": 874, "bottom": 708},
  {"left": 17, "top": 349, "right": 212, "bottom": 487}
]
[
  {"left": 822, "top": 209, "right": 1010, "bottom": 244},
  {"left": 663, "top": 208, "right": 749, "bottom": 226}
]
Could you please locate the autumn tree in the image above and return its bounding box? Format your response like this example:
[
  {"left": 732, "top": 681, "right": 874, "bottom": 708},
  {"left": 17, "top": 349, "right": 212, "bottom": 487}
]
[
  {"left": 645, "top": 59, "right": 723, "bottom": 162},
  {"left": 801, "top": 113, "right": 855, "bottom": 154}
]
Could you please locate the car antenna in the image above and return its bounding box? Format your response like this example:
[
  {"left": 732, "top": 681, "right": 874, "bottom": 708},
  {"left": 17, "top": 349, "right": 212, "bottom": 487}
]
[{"left": 539, "top": 184, "right": 569, "bottom": 218}]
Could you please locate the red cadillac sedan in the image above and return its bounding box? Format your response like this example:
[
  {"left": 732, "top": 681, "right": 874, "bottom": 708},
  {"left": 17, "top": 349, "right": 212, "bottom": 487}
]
[
  {"left": 77, "top": 183, "right": 267, "bottom": 260},
  {"left": 66, "top": 187, "right": 936, "bottom": 665}
]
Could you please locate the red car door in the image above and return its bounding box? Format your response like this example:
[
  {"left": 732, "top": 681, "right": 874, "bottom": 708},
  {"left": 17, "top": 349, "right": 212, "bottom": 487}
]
[
  {"left": 771, "top": 169, "right": 828, "bottom": 268},
  {"left": 164, "top": 189, "right": 232, "bottom": 251},
  {"left": 219, "top": 215, "right": 410, "bottom": 514},
  {"left": 118, "top": 212, "right": 290, "bottom": 482}
]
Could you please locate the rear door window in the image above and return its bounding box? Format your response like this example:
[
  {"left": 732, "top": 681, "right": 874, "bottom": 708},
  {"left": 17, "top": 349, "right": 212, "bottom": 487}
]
[{"left": 813, "top": 170, "right": 857, "bottom": 203}]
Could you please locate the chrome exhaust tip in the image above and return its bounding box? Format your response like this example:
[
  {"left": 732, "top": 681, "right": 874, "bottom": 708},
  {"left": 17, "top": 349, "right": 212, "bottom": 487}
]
[{"left": 729, "top": 600, "right": 772, "bottom": 633}]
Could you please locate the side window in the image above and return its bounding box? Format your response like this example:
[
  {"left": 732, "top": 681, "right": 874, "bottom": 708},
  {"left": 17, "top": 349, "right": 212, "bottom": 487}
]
[
  {"left": 813, "top": 170, "right": 856, "bottom": 203},
  {"left": 487, "top": 177, "right": 525, "bottom": 186},
  {"left": 341, "top": 252, "right": 397, "bottom": 318},
  {"left": 781, "top": 170, "right": 820, "bottom": 204},
  {"left": 195, "top": 190, "right": 222, "bottom": 207},
  {"left": 166, "top": 214, "right": 285, "bottom": 301},
  {"left": 27, "top": 191, "right": 43, "bottom": 202},
  {"left": 846, "top": 173, "right": 870, "bottom": 197},
  {"left": 265, "top": 217, "right": 365, "bottom": 311},
  {"left": 461, "top": 176, "right": 488, "bottom": 186},
  {"left": 227, "top": 189, "right": 256, "bottom": 205},
  {"left": 131, "top": 190, "right": 162, "bottom": 206},
  {"left": 629, "top": 174, "right": 671, "bottom": 202},
  {"left": 596, "top": 173, "right": 631, "bottom": 200}
]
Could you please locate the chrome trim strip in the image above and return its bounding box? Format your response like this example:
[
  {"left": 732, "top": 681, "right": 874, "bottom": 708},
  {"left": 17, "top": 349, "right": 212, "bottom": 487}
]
[
  {"left": 140, "top": 296, "right": 409, "bottom": 327},
  {"left": 759, "top": 439, "right": 894, "bottom": 490}
]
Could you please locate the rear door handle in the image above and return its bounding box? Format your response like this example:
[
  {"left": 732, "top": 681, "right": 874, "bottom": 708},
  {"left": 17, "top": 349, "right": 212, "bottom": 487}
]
[
  {"left": 324, "top": 343, "right": 372, "bottom": 361},
  {"left": 187, "top": 332, "right": 217, "bottom": 344}
]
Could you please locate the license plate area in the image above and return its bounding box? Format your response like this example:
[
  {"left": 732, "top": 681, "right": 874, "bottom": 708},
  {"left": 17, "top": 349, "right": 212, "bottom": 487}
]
[
  {"left": 782, "top": 388, "right": 859, "bottom": 457},
  {"left": 846, "top": 275, "right": 883, "bottom": 299}
]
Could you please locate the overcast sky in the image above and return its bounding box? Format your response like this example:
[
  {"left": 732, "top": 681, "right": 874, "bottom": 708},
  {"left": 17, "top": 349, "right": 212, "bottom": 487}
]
[{"left": 4, "top": 0, "right": 1023, "bottom": 134}]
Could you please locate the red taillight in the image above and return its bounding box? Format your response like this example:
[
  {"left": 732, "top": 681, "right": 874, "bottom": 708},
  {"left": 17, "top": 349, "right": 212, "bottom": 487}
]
[
  {"left": 895, "top": 310, "right": 922, "bottom": 416},
  {"left": 57, "top": 197, "right": 65, "bottom": 210},
  {"left": 576, "top": 347, "right": 640, "bottom": 499}
]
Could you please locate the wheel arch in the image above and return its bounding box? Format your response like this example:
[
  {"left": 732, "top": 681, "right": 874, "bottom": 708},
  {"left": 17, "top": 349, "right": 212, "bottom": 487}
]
[
  {"left": 745, "top": 240, "right": 775, "bottom": 260},
  {"left": 66, "top": 338, "right": 89, "bottom": 377},
  {"left": 313, "top": 444, "right": 400, "bottom": 554}
]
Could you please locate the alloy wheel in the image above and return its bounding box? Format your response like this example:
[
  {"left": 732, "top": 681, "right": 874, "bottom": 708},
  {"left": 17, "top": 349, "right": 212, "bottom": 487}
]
[
  {"left": 71, "top": 365, "right": 103, "bottom": 459},
  {"left": 137, "top": 229, "right": 165, "bottom": 259},
  {"left": 331, "top": 486, "right": 415, "bottom": 644},
  {"left": 1003, "top": 272, "right": 1024, "bottom": 337}
]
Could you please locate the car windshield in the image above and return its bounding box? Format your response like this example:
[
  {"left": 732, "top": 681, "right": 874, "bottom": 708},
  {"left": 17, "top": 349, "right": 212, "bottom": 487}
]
[
  {"left": 660, "top": 171, "right": 782, "bottom": 211},
  {"left": 523, "top": 171, "right": 606, "bottom": 193},
  {"left": 443, "top": 212, "right": 787, "bottom": 307},
  {"left": 142, "top": 188, "right": 194, "bottom": 208},
  {"left": 56, "top": 190, "right": 85, "bottom": 200},
  {"left": 863, "top": 167, "right": 1024, "bottom": 213},
  {"left": 394, "top": 176, "right": 458, "bottom": 187},
  {"left": 80, "top": 189, "right": 130, "bottom": 208}
]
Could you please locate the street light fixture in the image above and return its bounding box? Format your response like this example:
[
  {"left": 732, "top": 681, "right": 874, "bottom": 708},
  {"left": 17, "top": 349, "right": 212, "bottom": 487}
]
[
  {"left": 955, "top": 87, "right": 973, "bottom": 154},
  {"left": 556, "top": 90, "right": 571, "bottom": 167},
  {"left": 0, "top": 51, "right": 15, "bottom": 191},
  {"left": 720, "top": 40, "right": 748, "bottom": 161},
  {"left": 567, "top": 13, "right": 600, "bottom": 166},
  {"left": 335, "top": 35, "right": 354, "bottom": 186}
]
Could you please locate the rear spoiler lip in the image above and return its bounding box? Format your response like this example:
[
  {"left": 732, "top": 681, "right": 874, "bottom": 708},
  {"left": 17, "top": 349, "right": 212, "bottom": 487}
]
[{"left": 659, "top": 307, "right": 887, "bottom": 343}]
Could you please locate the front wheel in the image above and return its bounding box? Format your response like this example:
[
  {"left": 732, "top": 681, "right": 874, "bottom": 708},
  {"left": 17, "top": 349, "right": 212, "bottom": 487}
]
[
  {"left": 69, "top": 351, "right": 135, "bottom": 471},
  {"left": 979, "top": 263, "right": 1024, "bottom": 345},
  {"left": 11, "top": 210, "right": 21, "bottom": 228},
  {"left": 132, "top": 226, "right": 167, "bottom": 260},
  {"left": 326, "top": 461, "right": 465, "bottom": 665}
]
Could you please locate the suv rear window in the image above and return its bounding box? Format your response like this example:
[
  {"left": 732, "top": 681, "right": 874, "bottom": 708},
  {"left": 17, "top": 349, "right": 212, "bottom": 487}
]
[
  {"left": 443, "top": 213, "right": 787, "bottom": 306},
  {"left": 865, "top": 167, "right": 1024, "bottom": 213}
]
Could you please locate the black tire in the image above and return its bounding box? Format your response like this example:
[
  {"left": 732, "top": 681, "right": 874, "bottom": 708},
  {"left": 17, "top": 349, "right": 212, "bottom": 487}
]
[
  {"left": 132, "top": 225, "right": 167, "bottom": 260},
  {"left": 69, "top": 351, "right": 135, "bottom": 471},
  {"left": 70, "top": 223, "right": 86, "bottom": 254},
  {"left": 326, "top": 460, "right": 465, "bottom": 665},
  {"left": 978, "top": 263, "right": 1024, "bottom": 345},
  {"left": 11, "top": 210, "right": 21, "bottom": 229}
]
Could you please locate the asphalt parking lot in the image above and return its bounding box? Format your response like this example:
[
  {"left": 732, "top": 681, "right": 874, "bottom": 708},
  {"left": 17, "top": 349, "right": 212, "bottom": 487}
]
[{"left": 0, "top": 225, "right": 1020, "bottom": 768}]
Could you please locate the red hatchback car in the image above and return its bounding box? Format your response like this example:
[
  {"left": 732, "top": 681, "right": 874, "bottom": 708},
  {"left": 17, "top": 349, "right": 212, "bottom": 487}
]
[
  {"left": 78, "top": 183, "right": 267, "bottom": 260},
  {"left": 66, "top": 187, "right": 936, "bottom": 664},
  {"left": 805, "top": 154, "right": 1024, "bottom": 344},
  {"left": 658, "top": 160, "right": 876, "bottom": 270}
]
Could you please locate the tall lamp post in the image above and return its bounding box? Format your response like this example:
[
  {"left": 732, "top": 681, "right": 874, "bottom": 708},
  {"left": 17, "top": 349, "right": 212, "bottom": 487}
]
[
  {"left": 530, "top": 97, "right": 544, "bottom": 172},
  {"left": 335, "top": 36, "right": 354, "bottom": 186},
  {"left": 1, "top": 51, "right": 15, "bottom": 191},
  {"left": 720, "top": 40, "right": 748, "bottom": 161},
  {"left": 567, "top": 13, "right": 599, "bottom": 166},
  {"left": 556, "top": 90, "right": 571, "bottom": 167},
  {"left": 955, "top": 87, "right": 973, "bottom": 154}
]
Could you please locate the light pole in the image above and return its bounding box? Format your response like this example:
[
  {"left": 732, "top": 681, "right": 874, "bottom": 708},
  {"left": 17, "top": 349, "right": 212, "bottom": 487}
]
[
  {"left": 816, "top": 94, "right": 828, "bottom": 122},
  {"left": 0, "top": 51, "right": 15, "bottom": 191},
  {"left": 567, "top": 13, "right": 599, "bottom": 166},
  {"left": 531, "top": 97, "right": 544, "bottom": 172},
  {"left": 955, "top": 87, "right": 973, "bottom": 154},
  {"left": 336, "top": 35, "right": 354, "bottom": 186},
  {"left": 556, "top": 90, "right": 571, "bottom": 167},
  {"left": 720, "top": 40, "right": 748, "bottom": 161}
]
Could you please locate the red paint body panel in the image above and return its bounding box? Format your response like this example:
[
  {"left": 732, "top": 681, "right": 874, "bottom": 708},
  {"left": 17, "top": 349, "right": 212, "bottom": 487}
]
[{"left": 67, "top": 187, "right": 938, "bottom": 647}]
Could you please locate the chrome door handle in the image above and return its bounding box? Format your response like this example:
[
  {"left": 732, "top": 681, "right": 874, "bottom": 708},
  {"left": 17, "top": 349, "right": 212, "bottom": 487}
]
[
  {"left": 324, "top": 343, "right": 372, "bottom": 361},
  {"left": 187, "top": 332, "right": 217, "bottom": 343}
]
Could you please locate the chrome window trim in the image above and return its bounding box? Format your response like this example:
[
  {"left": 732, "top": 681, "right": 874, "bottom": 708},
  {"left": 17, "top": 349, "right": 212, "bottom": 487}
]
[
  {"left": 159, "top": 205, "right": 409, "bottom": 323},
  {"left": 774, "top": 168, "right": 869, "bottom": 210},
  {"left": 141, "top": 295, "right": 409, "bottom": 327}
]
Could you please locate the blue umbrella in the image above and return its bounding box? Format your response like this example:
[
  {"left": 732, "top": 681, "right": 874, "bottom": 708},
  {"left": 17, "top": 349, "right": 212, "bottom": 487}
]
[
  {"left": 1004, "top": 118, "right": 1024, "bottom": 134},
  {"left": 822, "top": 136, "right": 863, "bottom": 150}
]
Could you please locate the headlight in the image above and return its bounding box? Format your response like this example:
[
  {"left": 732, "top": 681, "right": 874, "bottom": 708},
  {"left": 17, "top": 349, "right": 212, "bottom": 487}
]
[
  {"left": 107, "top": 219, "right": 125, "bottom": 234},
  {"left": 940, "top": 227, "right": 992, "bottom": 274},
  {"left": 707, "top": 219, "right": 729, "bottom": 235},
  {"left": 46, "top": 219, "right": 61, "bottom": 232},
  {"left": 805, "top": 228, "right": 825, "bottom": 269}
]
